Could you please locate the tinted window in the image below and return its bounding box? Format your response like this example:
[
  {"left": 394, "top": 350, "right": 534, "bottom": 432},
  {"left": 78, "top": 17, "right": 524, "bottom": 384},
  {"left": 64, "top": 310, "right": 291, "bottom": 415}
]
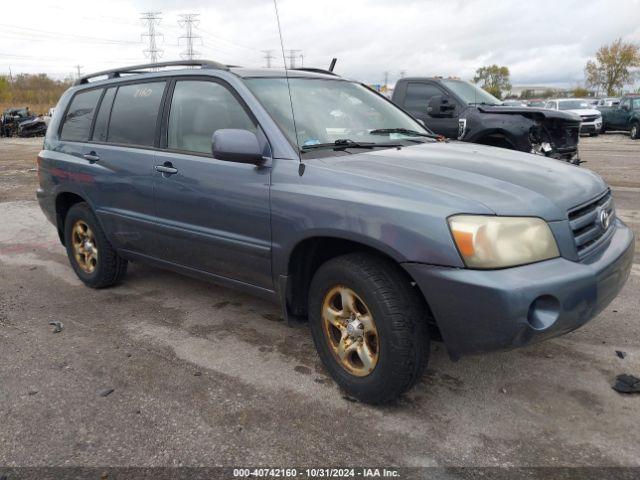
[
  {"left": 92, "top": 87, "right": 116, "bottom": 142},
  {"left": 108, "top": 82, "right": 165, "bottom": 146},
  {"left": 168, "top": 80, "right": 255, "bottom": 154},
  {"left": 60, "top": 89, "right": 102, "bottom": 141},
  {"left": 405, "top": 83, "right": 443, "bottom": 114}
]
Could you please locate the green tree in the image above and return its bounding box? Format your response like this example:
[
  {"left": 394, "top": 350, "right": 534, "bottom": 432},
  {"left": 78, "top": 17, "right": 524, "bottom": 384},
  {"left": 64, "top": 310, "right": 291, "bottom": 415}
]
[
  {"left": 540, "top": 89, "right": 556, "bottom": 99},
  {"left": 571, "top": 87, "right": 590, "bottom": 98},
  {"left": 519, "top": 89, "right": 535, "bottom": 99},
  {"left": 585, "top": 39, "right": 640, "bottom": 96},
  {"left": 473, "top": 65, "right": 511, "bottom": 99}
]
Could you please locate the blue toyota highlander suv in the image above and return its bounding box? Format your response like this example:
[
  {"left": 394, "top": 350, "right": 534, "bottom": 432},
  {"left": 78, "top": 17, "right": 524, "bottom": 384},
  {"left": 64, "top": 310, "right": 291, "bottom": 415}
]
[{"left": 36, "top": 61, "right": 634, "bottom": 404}]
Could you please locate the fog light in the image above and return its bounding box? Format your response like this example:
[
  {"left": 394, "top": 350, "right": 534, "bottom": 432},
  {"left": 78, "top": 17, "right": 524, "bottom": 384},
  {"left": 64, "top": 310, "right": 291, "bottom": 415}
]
[{"left": 527, "top": 295, "right": 560, "bottom": 330}]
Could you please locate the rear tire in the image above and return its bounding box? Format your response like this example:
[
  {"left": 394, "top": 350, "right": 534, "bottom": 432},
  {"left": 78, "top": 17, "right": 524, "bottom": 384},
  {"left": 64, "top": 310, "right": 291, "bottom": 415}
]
[
  {"left": 308, "top": 253, "right": 429, "bottom": 404},
  {"left": 64, "top": 202, "right": 128, "bottom": 288},
  {"left": 631, "top": 122, "right": 639, "bottom": 140}
]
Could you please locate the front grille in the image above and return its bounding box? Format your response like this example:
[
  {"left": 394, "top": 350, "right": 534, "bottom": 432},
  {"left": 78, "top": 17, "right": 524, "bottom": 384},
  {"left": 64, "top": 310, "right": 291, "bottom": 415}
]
[
  {"left": 580, "top": 114, "right": 599, "bottom": 123},
  {"left": 568, "top": 190, "right": 614, "bottom": 257}
]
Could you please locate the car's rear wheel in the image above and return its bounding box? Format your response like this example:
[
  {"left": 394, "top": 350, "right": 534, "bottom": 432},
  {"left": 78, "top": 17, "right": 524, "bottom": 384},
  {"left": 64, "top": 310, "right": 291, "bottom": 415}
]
[
  {"left": 64, "top": 202, "right": 128, "bottom": 288},
  {"left": 631, "top": 122, "right": 639, "bottom": 140},
  {"left": 308, "top": 253, "right": 429, "bottom": 404}
]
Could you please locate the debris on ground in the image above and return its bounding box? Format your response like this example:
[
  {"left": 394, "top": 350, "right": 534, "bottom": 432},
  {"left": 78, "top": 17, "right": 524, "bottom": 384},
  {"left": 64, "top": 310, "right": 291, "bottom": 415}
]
[
  {"left": 28, "top": 389, "right": 38, "bottom": 396},
  {"left": 194, "top": 371, "right": 202, "bottom": 376},
  {"left": 612, "top": 374, "right": 640, "bottom": 394},
  {"left": 49, "top": 321, "right": 63, "bottom": 333},
  {"left": 99, "top": 388, "right": 115, "bottom": 397},
  {"left": 616, "top": 351, "right": 627, "bottom": 359}
]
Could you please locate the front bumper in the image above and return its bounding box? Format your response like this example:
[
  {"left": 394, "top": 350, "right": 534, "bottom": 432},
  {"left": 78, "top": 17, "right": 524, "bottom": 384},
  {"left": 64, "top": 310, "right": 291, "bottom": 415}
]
[
  {"left": 403, "top": 218, "right": 634, "bottom": 359},
  {"left": 580, "top": 121, "right": 602, "bottom": 134}
]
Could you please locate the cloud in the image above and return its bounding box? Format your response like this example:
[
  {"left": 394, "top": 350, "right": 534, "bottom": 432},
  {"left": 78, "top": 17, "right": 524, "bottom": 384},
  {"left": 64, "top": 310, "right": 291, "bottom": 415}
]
[{"left": 1, "top": 0, "right": 639, "bottom": 87}]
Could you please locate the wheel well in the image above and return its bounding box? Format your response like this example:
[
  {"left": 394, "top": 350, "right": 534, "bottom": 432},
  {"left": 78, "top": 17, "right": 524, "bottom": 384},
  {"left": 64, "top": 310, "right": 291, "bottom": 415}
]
[
  {"left": 477, "top": 133, "right": 516, "bottom": 150},
  {"left": 55, "top": 192, "right": 85, "bottom": 245},
  {"left": 285, "top": 237, "right": 441, "bottom": 339}
]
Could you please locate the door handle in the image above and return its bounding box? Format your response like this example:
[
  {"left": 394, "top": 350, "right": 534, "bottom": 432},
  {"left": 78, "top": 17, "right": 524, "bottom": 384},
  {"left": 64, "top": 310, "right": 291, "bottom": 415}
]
[
  {"left": 83, "top": 152, "right": 100, "bottom": 163},
  {"left": 155, "top": 162, "right": 178, "bottom": 175}
]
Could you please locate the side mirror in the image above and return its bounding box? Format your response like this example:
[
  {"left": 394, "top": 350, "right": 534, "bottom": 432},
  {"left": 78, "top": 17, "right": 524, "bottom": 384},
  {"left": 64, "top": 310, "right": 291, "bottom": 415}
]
[
  {"left": 212, "top": 129, "right": 264, "bottom": 165},
  {"left": 427, "top": 95, "right": 455, "bottom": 118}
]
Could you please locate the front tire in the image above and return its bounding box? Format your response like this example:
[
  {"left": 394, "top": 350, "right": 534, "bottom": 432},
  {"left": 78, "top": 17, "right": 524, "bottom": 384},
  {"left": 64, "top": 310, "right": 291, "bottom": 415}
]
[
  {"left": 64, "top": 202, "right": 128, "bottom": 288},
  {"left": 631, "top": 122, "right": 639, "bottom": 140},
  {"left": 308, "top": 253, "right": 429, "bottom": 404}
]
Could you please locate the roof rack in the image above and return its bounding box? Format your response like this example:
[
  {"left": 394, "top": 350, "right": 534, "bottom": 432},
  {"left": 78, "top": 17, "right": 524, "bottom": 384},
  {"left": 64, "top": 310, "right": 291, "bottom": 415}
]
[
  {"left": 74, "top": 60, "right": 230, "bottom": 85},
  {"left": 291, "top": 68, "right": 339, "bottom": 77}
]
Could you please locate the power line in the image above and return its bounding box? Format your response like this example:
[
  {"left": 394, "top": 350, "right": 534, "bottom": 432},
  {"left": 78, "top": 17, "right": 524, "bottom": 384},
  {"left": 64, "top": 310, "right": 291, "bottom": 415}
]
[
  {"left": 262, "top": 49, "right": 275, "bottom": 68},
  {"left": 178, "top": 13, "right": 201, "bottom": 61},
  {"left": 140, "top": 11, "right": 163, "bottom": 64}
]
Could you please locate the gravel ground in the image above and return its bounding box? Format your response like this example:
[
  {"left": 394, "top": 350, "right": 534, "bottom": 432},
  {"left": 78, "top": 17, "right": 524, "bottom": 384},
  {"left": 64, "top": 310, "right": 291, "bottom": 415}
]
[{"left": 0, "top": 134, "right": 639, "bottom": 469}]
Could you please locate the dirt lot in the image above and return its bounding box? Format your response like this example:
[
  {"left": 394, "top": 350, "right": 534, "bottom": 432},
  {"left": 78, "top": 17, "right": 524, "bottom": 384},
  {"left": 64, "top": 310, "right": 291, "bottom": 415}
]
[{"left": 0, "top": 134, "right": 639, "bottom": 469}]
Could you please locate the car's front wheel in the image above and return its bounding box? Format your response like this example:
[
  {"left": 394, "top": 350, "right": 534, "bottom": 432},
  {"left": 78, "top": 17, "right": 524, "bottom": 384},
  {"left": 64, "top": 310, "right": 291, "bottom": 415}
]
[
  {"left": 64, "top": 202, "right": 128, "bottom": 288},
  {"left": 308, "top": 253, "right": 429, "bottom": 404},
  {"left": 631, "top": 122, "right": 639, "bottom": 140}
]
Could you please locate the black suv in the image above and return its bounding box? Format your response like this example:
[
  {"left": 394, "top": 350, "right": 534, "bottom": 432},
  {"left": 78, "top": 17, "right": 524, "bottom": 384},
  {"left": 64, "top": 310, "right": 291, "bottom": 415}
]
[{"left": 392, "top": 77, "right": 582, "bottom": 164}]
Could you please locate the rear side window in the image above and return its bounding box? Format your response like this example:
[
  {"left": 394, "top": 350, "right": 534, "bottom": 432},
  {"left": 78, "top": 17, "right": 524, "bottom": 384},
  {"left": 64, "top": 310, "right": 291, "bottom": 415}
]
[
  {"left": 60, "top": 89, "right": 103, "bottom": 141},
  {"left": 108, "top": 82, "right": 165, "bottom": 147},
  {"left": 92, "top": 87, "right": 116, "bottom": 142},
  {"left": 167, "top": 80, "right": 256, "bottom": 155},
  {"left": 404, "top": 83, "right": 443, "bottom": 115}
]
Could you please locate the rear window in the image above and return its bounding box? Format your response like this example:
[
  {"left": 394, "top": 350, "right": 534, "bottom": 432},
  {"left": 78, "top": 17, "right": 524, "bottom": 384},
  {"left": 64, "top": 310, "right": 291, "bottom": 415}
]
[
  {"left": 60, "top": 89, "right": 103, "bottom": 141},
  {"left": 107, "top": 82, "right": 165, "bottom": 147}
]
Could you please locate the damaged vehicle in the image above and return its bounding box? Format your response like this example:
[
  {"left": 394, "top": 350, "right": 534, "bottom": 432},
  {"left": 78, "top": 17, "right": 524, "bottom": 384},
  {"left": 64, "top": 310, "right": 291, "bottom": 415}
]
[
  {"left": 0, "top": 107, "right": 47, "bottom": 137},
  {"left": 37, "top": 61, "right": 633, "bottom": 404},
  {"left": 391, "top": 77, "right": 583, "bottom": 164}
]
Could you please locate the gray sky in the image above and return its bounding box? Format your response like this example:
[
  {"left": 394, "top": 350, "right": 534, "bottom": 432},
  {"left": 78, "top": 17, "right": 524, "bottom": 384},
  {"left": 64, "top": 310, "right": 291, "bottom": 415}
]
[{"left": 2, "top": 0, "right": 639, "bottom": 87}]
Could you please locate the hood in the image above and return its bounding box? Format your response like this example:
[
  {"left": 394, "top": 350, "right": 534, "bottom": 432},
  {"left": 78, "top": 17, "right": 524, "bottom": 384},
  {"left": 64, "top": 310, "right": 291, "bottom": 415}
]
[
  {"left": 316, "top": 142, "right": 607, "bottom": 221},
  {"left": 476, "top": 105, "right": 581, "bottom": 123},
  {"left": 564, "top": 108, "right": 601, "bottom": 118}
]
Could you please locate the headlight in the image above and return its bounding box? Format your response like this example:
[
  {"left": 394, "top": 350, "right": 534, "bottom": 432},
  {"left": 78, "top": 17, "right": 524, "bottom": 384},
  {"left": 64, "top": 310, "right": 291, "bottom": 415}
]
[{"left": 448, "top": 215, "right": 559, "bottom": 269}]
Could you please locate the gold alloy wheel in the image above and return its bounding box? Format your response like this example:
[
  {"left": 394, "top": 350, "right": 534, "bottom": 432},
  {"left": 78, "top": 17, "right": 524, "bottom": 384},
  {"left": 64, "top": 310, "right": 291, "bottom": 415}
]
[
  {"left": 321, "top": 286, "right": 379, "bottom": 377},
  {"left": 71, "top": 220, "right": 98, "bottom": 273}
]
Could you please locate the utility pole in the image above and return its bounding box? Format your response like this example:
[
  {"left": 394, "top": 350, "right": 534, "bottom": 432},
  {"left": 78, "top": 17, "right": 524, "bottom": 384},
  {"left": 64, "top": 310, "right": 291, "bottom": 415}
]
[
  {"left": 75, "top": 65, "right": 83, "bottom": 80},
  {"left": 262, "top": 50, "right": 275, "bottom": 68},
  {"left": 178, "top": 13, "right": 201, "bottom": 61},
  {"left": 286, "top": 49, "right": 302, "bottom": 69},
  {"left": 141, "top": 11, "right": 163, "bottom": 65}
]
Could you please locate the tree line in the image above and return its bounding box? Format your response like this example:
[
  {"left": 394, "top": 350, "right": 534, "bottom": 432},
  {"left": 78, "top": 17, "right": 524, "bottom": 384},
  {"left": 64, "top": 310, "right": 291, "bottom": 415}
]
[
  {"left": 0, "top": 74, "right": 72, "bottom": 114},
  {"left": 473, "top": 39, "right": 639, "bottom": 99}
]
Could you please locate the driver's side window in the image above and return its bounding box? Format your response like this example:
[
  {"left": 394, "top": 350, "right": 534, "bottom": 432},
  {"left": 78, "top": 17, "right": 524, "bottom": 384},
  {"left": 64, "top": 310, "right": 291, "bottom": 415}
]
[{"left": 405, "top": 83, "right": 444, "bottom": 116}]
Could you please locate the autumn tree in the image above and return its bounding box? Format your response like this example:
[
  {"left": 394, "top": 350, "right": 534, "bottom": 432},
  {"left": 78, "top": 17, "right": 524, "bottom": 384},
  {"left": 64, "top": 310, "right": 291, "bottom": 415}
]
[
  {"left": 585, "top": 39, "right": 640, "bottom": 96},
  {"left": 473, "top": 65, "right": 511, "bottom": 99}
]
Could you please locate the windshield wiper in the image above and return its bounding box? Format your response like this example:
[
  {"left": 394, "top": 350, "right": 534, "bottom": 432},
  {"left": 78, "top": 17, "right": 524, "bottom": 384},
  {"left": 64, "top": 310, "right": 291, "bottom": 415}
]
[
  {"left": 368, "top": 128, "right": 439, "bottom": 139},
  {"left": 300, "top": 139, "right": 403, "bottom": 152}
]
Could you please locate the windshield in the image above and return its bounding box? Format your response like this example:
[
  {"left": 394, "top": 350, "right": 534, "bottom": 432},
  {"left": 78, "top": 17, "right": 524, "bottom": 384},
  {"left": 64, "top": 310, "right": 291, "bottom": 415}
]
[
  {"left": 558, "top": 100, "right": 589, "bottom": 110},
  {"left": 245, "top": 77, "right": 431, "bottom": 151},
  {"left": 440, "top": 79, "right": 502, "bottom": 106}
]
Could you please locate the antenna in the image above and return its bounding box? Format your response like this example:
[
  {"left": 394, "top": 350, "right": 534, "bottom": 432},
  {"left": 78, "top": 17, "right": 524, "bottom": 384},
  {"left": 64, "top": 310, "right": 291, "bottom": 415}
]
[
  {"left": 273, "top": 0, "right": 301, "bottom": 162},
  {"left": 329, "top": 58, "right": 337, "bottom": 72}
]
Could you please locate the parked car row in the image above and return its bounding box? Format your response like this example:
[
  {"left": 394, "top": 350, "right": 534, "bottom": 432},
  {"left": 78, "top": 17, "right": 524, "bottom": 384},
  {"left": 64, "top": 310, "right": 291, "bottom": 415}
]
[
  {"left": 597, "top": 94, "right": 640, "bottom": 139},
  {"left": 543, "top": 99, "right": 602, "bottom": 136}
]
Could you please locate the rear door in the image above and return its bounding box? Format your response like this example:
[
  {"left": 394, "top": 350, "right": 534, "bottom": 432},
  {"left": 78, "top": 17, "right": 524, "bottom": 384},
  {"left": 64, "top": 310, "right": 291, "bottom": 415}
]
[
  {"left": 152, "top": 77, "right": 272, "bottom": 289},
  {"left": 72, "top": 80, "right": 167, "bottom": 254},
  {"left": 403, "top": 81, "right": 459, "bottom": 138}
]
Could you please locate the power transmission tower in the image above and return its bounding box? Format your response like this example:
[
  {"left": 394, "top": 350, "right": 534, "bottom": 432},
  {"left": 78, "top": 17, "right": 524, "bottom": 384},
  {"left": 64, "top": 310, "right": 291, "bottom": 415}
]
[
  {"left": 75, "top": 65, "right": 83, "bottom": 80},
  {"left": 141, "top": 11, "right": 164, "bottom": 65},
  {"left": 178, "top": 13, "right": 201, "bottom": 60},
  {"left": 286, "top": 49, "right": 302, "bottom": 69},
  {"left": 384, "top": 71, "right": 389, "bottom": 87},
  {"left": 262, "top": 50, "right": 275, "bottom": 68},
  {"left": 299, "top": 53, "right": 304, "bottom": 68},
  {"left": 400, "top": 70, "right": 406, "bottom": 78}
]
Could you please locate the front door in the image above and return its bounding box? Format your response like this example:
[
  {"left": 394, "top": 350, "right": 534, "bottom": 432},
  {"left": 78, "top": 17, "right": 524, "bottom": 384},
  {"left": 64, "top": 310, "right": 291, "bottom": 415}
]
[
  {"left": 403, "top": 81, "right": 459, "bottom": 138},
  {"left": 152, "top": 78, "right": 272, "bottom": 289}
]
